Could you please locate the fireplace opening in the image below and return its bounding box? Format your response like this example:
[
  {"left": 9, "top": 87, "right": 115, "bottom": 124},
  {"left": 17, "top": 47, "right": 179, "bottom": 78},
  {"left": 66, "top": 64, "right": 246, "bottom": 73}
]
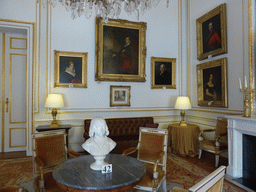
[{"left": 233, "top": 134, "right": 256, "bottom": 191}]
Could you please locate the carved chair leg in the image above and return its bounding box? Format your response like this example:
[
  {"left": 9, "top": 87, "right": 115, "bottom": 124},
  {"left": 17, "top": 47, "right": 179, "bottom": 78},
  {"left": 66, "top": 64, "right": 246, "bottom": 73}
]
[
  {"left": 215, "top": 154, "right": 219, "bottom": 167},
  {"left": 198, "top": 148, "right": 202, "bottom": 159}
]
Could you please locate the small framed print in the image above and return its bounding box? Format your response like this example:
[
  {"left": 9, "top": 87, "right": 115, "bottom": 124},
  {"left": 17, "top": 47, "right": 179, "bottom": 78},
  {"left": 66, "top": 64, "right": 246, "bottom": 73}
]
[
  {"left": 196, "top": 3, "right": 227, "bottom": 61},
  {"left": 110, "top": 86, "right": 131, "bottom": 107},
  {"left": 151, "top": 57, "right": 176, "bottom": 89},
  {"left": 197, "top": 57, "right": 228, "bottom": 108},
  {"left": 54, "top": 50, "right": 87, "bottom": 88}
]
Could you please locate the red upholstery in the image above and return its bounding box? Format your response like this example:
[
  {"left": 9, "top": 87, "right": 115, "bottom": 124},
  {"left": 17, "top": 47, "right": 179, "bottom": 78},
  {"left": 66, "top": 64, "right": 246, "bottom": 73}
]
[{"left": 84, "top": 117, "right": 154, "bottom": 154}]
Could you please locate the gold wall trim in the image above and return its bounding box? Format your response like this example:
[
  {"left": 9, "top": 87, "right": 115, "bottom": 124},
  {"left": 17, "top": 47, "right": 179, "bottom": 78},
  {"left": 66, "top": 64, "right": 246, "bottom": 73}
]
[
  {"left": 46, "top": 107, "right": 176, "bottom": 114},
  {"left": 9, "top": 53, "right": 27, "bottom": 124},
  {"left": 0, "top": 19, "right": 34, "bottom": 25},
  {"left": 179, "top": 0, "right": 183, "bottom": 95},
  {"left": 249, "top": 0, "right": 254, "bottom": 114},
  {"left": 10, "top": 37, "right": 27, "bottom": 50},
  {"left": 9, "top": 127, "right": 27, "bottom": 148},
  {"left": 187, "top": 0, "right": 190, "bottom": 97},
  {"left": 34, "top": 0, "right": 41, "bottom": 114},
  {"left": 190, "top": 108, "right": 242, "bottom": 115},
  {"left": 46, "top": 1, "right": 50, "bottom": 99},
  {"left": 34, "top": 114, "right": 178, "bottom": 123},
  {"left": 1, "top": 33, "right": 6, "bottom": 152},
  {"left": 188, "top": 115, "right": 216, "bottom": 122}
]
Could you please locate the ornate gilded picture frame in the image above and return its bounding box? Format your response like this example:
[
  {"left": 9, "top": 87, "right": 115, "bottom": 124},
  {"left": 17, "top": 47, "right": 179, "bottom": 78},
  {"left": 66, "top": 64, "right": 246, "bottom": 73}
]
[
  {"left": 110, "top": 86, "right": 131, "bottom": 107},
  {"left": 197, "top": 57, "right": 228, "bottom": 108},
  {"left": 151, "top": 57, "right": 176, "bottom": 89},
  {"left": 54, "top": 51, "right": 87, "bottom": 88},
  {"left": 95, "top": 17, "right": 147, "bottom": 82},
  {"left": 196, "top": 3, "right": 227, "bottom": 61}
]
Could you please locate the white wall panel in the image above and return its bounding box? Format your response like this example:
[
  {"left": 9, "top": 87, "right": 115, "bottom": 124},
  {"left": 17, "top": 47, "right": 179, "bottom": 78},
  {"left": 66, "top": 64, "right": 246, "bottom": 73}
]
[
  {"left": 0, "top": 0, "right": 36, "bottom": 22},
  {"left": 31, "top": 0, "right": 182, "bottom": 133}
]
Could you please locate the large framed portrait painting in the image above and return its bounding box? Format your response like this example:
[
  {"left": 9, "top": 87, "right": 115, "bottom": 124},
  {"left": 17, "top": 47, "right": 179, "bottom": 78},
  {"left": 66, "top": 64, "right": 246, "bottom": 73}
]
[
  {"left": 196, "top": 4, "right": 227, "bottom": 61},
  {"left": 197, "top": 57, "right": 227, "bottom": 108},
  {"left": 95, "top": 18, "right": 147, "bottom": 82},
  {"left": 54, "top": 51, "right": 87, "bottom": 88},
  {"left": 151, "top": 57, "right": 176, "bottom": 89}
]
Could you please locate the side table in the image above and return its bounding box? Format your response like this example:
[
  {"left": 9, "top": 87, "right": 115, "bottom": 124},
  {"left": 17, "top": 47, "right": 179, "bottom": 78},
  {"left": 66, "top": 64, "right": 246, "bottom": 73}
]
[
  {"left": 36, "top": 124, "right": 72, "bottom": 148},
  {"left": 168, "top": 123, "right": 200, "bottom": 157}
]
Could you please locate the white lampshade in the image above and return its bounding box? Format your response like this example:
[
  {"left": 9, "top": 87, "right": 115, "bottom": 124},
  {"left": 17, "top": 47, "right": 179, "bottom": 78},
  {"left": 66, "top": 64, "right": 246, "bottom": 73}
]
[
  {"left": 174, "top": 96, "right": 192, "bottom": 110},
  {"left": 45, "top": 94, "right": 64, "bottom": 108}
]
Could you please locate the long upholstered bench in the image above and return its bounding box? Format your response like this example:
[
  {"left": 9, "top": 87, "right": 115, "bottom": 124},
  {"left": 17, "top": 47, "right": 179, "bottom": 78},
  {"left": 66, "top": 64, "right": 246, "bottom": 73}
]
[{"left": 83, "top": 117, "right": 156, "bottom": 154}]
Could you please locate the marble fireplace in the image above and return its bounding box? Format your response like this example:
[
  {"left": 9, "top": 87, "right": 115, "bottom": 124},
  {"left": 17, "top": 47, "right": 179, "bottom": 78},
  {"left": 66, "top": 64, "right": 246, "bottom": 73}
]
[{"left": 226, "top": 115, "right": 256, "bottom": 191}]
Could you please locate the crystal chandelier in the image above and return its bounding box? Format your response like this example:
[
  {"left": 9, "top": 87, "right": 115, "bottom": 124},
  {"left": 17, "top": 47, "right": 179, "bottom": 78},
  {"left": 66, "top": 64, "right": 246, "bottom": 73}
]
[{"left": 39, "top": 0, "right": 170, "bottom": 23}]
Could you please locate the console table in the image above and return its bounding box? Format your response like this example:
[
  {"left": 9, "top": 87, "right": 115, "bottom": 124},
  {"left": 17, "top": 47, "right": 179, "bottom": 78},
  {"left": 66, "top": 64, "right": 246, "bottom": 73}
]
[
  {"left": 36, "top": 124, "right": 71, "bottom": 148},
  {"left": 168, "top": 123, "right": 200, "bottom": 157},
  {"left": 53, "top": 154, "right": 146, "bottom": 192}
]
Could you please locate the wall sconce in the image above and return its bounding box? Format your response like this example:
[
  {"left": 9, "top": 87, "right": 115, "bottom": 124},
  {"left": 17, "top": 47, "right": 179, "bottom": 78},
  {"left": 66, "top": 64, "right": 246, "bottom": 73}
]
[
  {"left": 174, "top": 96, "right": 192, "bottom": 126},
  {"left": 45, "top": 94, "right": 64, "bottom": 128}
]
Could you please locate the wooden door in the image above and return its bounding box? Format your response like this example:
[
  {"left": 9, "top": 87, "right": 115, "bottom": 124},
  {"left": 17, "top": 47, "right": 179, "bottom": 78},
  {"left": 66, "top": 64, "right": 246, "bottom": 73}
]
[{"left": 1, "top": 31, "right": 27, "bottom": 152}]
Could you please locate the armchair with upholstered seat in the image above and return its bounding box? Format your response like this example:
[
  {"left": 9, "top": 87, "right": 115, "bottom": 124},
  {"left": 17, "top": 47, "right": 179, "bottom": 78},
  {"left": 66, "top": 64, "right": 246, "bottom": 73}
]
[
  {"left": 123, "top": 127, "right": 168, "bottom": 192},
  {"left": 172, "top": 165, "right": 226, "bottom": 192},
  {"left": 198, "top": 117, "right": 228, "bottom": 167},
  {"left": 32, "top": 130, "right": 82, "bottom": 192}
]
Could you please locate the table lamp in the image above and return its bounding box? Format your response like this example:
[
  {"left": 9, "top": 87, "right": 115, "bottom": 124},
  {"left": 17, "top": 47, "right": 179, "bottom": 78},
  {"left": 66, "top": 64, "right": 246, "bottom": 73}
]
[
  {"left": 174, "top": 96, "right": 192, "bottom": 127},
  {"left": 45, "top": 94, "right": 64, "bottom": 128}
]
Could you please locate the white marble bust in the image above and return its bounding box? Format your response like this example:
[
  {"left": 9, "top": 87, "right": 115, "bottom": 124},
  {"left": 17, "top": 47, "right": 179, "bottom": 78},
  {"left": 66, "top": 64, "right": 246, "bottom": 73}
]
[{"left": 82, "top": 116, "right": 116, "bottom": 156}]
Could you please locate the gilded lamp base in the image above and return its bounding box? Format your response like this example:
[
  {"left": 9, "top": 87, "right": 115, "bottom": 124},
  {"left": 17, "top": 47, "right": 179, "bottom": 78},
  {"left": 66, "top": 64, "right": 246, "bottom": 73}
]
[
  {"left": 50, "top": 108, "right": 60, "bottom": 128},
  {"left": 179, "top": 121, "right": 188, "bottom": 126},
  {"left": 179, "top": 109, "right": 188, "bottom": 126},
  {"left": 50, "top": 120, "right": 59, "bottom": 128}
]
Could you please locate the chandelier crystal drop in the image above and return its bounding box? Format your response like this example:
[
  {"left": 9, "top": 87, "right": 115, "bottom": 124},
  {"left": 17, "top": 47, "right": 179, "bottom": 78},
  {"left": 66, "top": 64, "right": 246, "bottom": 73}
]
[{"left": 40, "top": 0, "right": 169, "bottom": 23}]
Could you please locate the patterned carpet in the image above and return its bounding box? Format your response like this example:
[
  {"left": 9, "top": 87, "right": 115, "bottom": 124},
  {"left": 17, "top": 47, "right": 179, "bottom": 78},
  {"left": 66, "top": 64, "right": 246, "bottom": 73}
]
[
  {"left": 0, "top": 157, "right": 33, "bottom": 188},
  {"left": 0, "top": 154, "right": 248, "bottom": 191}
]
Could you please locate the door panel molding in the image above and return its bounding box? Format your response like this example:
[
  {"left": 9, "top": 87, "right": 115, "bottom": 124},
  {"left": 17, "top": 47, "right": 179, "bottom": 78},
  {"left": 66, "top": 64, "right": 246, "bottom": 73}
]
[
  {"left": 9, "top": 127, "right": 26, "bottom": 148},
  {"left": 0, "top": 19, "right": 35, "bottom": 156},
  {"left": 10, "top": 37, "right": 27, "bottom": 50},
  {"left": 9, "top": 53, "right": 27, "bottom": 124}
]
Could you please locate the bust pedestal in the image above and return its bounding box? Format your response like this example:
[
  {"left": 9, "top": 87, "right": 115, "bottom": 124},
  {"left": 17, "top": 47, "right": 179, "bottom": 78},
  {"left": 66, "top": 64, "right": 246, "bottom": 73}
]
[{"left": 90, "top": 155, "right": 108, "bottom": 170}]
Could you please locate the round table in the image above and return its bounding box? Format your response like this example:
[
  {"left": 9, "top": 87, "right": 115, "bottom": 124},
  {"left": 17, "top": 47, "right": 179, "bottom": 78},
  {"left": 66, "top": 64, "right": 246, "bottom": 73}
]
[
  {"left": 53, "top": 154, "right": 146, "bottom": 192},
  {"left": 168, "top": 123, "right": 200, "bottom": 157}
]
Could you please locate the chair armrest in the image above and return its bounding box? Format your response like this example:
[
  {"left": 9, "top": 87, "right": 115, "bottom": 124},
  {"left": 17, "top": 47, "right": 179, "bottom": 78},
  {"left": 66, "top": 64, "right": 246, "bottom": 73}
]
[
  {"left": 122, "top": 147, "right": 138, "bottom": 156},
  {"left": 34, "top": 156, "right": 44, "bottom": 167},
  {"left": 199, "top": 129, "right": 215, "bottom": 140},
  {"left": 154, "top": 151, "right": 165, "bottom": 163},
  {"left": 68, "top": 150, "right": 83, "bottom": 158},
  {"left": 200, "top": 129, "right": 215, "bottom": 134},
  {"left": 153, "top": 151, "right": 165, "bottom": 182},
  {"left": 172, "top": 187, "right": 189, "bottom": 192}
]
